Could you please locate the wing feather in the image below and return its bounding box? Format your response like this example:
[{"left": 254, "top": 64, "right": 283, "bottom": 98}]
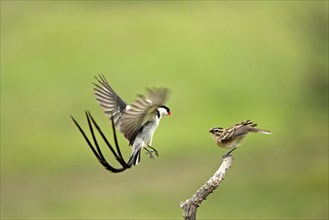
[
  {"left": 120, "top": 88, "right": 169, "bottom": 144},
  {"left": 94, "top": 74, "right": 127, "bottom": 127},
  {"left": 228, "top": 120, "right": 256, "bottom": 140}
]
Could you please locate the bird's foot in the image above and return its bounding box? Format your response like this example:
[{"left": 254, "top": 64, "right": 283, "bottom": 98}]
[
  {"left": 144, "top": 147, "right": 157, "bottom": 160},
  {"left": 147, "top": 146, "right": 159, "bottom": 157},
  {"left": 222, "top": 152, "right": 231, "bottom": 158},
  {"left": 222, "top": 148, "right": 237, "bottom": 158}
]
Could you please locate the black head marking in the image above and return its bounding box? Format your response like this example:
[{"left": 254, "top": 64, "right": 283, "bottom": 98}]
[
  {"left": 210, "top": 127, "right": 223, "bottom": 133},
  {"left": 159, "top": 105, "right": 170, "bottom": 114},
  {"left": 157, "top": 105, "right": 171, "bottom": 118}
]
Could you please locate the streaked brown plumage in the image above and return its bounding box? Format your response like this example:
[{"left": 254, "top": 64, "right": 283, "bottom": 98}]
[{"left": 209, "top": 120, "right": 271, "bottom": 157}]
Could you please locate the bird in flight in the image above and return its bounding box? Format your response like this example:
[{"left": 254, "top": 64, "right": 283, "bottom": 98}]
[
  {"left": 209, "top": 120, "right": 271, "bottom": 158},
  {"left": 94, "top": 75, "right": 171, "bottom": 166}
]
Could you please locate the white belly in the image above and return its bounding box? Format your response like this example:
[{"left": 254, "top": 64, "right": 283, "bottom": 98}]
[{"left": 134, "top": 118, "right": 160, "bottom": 148}]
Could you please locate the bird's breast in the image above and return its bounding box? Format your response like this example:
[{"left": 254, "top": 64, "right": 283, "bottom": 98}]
[
  {"left": 138, "top": 118, "right": 160, "bottom": 141},
  {"left": 217, "top": 137, "right": 245, "bottom": 149}
]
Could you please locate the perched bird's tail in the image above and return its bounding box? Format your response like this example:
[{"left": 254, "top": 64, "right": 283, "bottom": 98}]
[
  {"left": 246, "top": 121, "right": 272, "bottom": 134},
  {"left": 253, "top": 128, "right": 272, "bottom": 134},
  {"left": 127, "top": 149, "right": 141, "bottom": 166}
]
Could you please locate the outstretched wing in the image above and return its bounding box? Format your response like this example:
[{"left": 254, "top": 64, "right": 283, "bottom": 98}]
[
  {"left": 120, "top": 88, "right": 169, "bottom": 145},
  {"left": 94, "top": 74, "right": 127, "bottom": 127}
]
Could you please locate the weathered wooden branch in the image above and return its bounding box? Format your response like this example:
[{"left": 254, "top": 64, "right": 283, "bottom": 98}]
[{"left": 180, "top": 155, "right": 234, "bottom": 220}]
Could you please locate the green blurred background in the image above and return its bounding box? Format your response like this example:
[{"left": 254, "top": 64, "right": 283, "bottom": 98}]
[{"left": 1, "top": 1, "right": 328, "bottom": 219}]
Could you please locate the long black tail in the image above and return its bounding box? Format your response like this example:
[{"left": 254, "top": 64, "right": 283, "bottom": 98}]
[{"left": 71, "top": 111, "right": 131, "bottom": 173}]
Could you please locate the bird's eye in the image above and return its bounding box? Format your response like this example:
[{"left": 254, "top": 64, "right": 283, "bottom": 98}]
[{"left": 215, "top": 128, "right": 223, "bottom": 133}]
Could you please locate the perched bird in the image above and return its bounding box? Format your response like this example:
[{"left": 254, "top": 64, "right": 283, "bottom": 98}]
[
  {"left": 94, "top": 75, "right": 171, "bottom": 166},
  {"left": 209, "top": 120, "right": 271, "bottom": 158}
]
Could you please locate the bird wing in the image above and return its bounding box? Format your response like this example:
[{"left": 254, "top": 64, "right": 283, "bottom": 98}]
[
  {"left": 120, "top": 87, "right": 169, "bottom": 145},
  {"left": 218, "top": 128, "right": 234, "bottom": 142},
  {"left": 94, "top": 74, "right": 127, "bottom": 127},
  {"left": 228, "top": 120, "right": 256, "bottom": 140}
]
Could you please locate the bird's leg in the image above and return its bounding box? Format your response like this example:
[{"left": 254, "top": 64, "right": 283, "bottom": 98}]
[
  {"left": 147, "top": 146, "right": 159, "bottom": 157},
  {"left": 144, "top": 147, "right": 155, "bottom": 160},
  {"left": 222, "top": 147, "right": 237, "bottom": 158}
]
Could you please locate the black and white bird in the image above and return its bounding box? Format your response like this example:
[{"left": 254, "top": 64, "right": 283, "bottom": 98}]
[
  {"left": 209, "top": 120, "right": 271, "bottom": 158},
  {"left": 93, "top": 75, "right": 171, "bottom": 166}
]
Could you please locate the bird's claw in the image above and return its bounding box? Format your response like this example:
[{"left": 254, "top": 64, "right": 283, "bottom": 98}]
[
  {"left": 144, "top": 147, "right": 159, "bottom": 160},
  {"left": 222, "top": 153, "right": 231, "bottom": 158},
  {"left": 145, "top": 151, "right": 155, "bottom": 160},
  {"left": 222, "top": 147, "right": 237, "bottom": 158},
  {"left": 148, "top": 146, "right": 159, "bottom": 157}
]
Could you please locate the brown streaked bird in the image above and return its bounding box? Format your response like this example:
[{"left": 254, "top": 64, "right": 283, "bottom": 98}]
[{"left": 209, "top": 120, "right": 271, "bottom": 158}]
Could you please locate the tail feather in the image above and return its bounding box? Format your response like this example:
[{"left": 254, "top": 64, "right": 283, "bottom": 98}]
[
  {"left": 255, "top": 128, "right": 272, "bottom": 134},
  {"left": 127, "top": 149, "right": 141, "bottom": 166}
]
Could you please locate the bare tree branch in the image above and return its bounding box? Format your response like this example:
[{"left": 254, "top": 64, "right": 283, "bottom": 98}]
[{"left": 180, "top": 155, "right": 234, "bottom": 220}]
